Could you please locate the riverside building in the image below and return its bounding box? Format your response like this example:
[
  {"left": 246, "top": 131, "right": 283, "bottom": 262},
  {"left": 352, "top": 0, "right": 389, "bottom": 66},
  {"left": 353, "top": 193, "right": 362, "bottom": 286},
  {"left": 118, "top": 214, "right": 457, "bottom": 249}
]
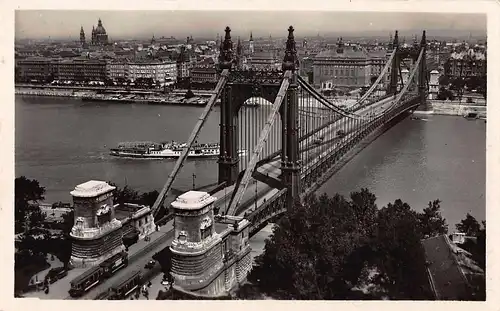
[
  {"left": 128, "top": 60, "right": 177, "bottom": 83},
  {"left": 312, "top": 38, "right": 388, "bottom": 90}
]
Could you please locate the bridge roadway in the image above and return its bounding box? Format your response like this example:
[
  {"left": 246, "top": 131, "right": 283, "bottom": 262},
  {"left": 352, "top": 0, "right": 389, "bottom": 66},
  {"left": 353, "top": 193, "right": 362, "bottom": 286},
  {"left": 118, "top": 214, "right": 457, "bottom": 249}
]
[{"left": 50, "top": 95, "right": 398, "bottom": 300}]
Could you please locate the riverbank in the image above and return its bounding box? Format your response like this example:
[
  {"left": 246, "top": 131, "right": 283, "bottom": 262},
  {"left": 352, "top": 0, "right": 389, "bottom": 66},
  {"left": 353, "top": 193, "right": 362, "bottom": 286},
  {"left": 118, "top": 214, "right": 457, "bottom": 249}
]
[
  {"left": 15, "top": 87, "right": 210, "bottom": 106},
  {"left": 15, "top": 86, "right": 487, "bottom": 117},
  {"left": 429, "top": 100, "right": 487, "bottom": 117},
  {"left": 15, "top": 87, "right": 81, "bottom": 98}
]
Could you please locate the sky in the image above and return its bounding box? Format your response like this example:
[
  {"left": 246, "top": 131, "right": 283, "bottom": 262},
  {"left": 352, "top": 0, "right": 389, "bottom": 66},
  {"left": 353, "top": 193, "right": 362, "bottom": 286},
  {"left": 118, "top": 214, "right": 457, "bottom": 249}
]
[{"left": 15, "top": 11, "right": 487, "bottom": 40}]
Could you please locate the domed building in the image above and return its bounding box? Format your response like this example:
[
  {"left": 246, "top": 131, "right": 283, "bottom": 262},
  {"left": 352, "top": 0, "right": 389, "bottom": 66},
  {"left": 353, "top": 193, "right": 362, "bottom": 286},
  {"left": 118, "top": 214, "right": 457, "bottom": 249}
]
[{"left": 91, "top": 18, "right": 109, "bottom": 46}]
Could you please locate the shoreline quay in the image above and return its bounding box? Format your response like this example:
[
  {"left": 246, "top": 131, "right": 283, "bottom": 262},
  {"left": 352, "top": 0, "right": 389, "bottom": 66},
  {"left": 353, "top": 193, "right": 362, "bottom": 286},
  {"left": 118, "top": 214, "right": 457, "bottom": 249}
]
[
  {"left": 426, "top": 100, "right": 487, "bottom": 117},
  {"left": 15, "top": 87, "right": 210, "bottom": 106},
  {"left": 16, "top": 87, "right": 487, "bottom": 117}
]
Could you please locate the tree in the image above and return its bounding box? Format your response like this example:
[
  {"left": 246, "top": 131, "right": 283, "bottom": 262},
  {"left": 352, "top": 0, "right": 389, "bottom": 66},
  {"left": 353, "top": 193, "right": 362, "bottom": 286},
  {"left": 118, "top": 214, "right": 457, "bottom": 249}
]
[
  {"left": 249, "top": 190, "right": 437, "bottom": 300},
  {"left": 418, "top": 199, "right": 448, "bottom": 238},
  {"left": 372, "top": 199, "right": 432, "bottom": 299},
  {"left": 108, "top": 182, "right": 159, "bottom": 207},
  {"left": 185, "top": 86, "right": 195, "bottom": 99},
  {"left": 438, "top": 75, "right": 450, "bottom": 86},
  {"left": 475, "top": 221, "right": 486, "bottom": 270},
  {"left": 250, "top": 190, "right": 392, "bottom": 300},
  {"left": 108, "top": 182, "right": 141, "bottom": 205},
  {"left": 348, "top": 188, "right": 378, "bottom": 238},
  {"left": 437, "top": 87, "right": 447, "bottom": 100},
  {"left": 437, "top": 87, "right": 455, "bottom": 101},
  {"left": 15, "top": 176, "right": 46, "bottom": 233},
  {"left": 450, "top": 77, "right": 466, "bottom": 92},
  {"left": 251, "top": 194, "right": 351, "bottom": 299},
  {"left": 456, "top": 213, "right": 481, "bottom": 237},
  {"left": 60, "top": 209, "right": 75, "bottom": 236},
  {"left": 139, "top": 190, "right": 160, "bottom": 207}
]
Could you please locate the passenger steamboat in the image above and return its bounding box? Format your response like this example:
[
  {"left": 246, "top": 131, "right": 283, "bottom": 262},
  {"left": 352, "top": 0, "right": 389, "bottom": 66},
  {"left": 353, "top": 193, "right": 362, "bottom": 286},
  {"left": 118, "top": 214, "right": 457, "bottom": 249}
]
[{"left": 109, "top": 141, "right": 247, "bottom": 159}]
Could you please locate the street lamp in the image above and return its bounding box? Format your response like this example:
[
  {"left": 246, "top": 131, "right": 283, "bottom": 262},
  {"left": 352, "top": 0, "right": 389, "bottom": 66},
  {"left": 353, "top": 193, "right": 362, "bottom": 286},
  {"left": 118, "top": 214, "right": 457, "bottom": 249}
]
[{"left": 192, "top": 173, "right": 196, "bottom": 190}]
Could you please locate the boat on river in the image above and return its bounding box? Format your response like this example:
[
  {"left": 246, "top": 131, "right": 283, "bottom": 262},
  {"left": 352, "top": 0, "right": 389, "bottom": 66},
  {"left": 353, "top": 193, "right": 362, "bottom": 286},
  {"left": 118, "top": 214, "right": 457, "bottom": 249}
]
[
  {"left": 110, "top": 141, "right": 247, "bottom": 159},
  {"left": 464, "top": 112, "right": 479, "bottom": 120}
]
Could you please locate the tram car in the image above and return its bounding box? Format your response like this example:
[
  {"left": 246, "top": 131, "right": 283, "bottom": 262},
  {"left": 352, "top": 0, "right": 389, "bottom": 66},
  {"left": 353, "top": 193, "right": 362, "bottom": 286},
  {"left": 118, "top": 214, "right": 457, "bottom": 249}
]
[
  {"left": 68, "top": 251, "right": 129, "bottom": 297},
  {"left": 102, "top": 270, "right": 142, "bottom": 300}
]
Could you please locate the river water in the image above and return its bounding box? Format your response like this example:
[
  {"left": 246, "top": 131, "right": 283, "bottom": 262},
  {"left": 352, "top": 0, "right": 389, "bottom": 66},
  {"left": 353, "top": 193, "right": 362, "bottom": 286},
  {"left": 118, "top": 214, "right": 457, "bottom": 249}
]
[{"left": 16, "top": 96, "right": 486, "bottom": 239}]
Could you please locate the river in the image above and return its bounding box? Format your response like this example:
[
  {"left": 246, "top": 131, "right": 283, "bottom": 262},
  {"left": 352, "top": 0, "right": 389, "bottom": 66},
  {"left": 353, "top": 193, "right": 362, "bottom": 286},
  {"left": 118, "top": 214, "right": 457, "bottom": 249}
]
[{"left": 16, "top": 96, "right": 485, "bottom": 236}]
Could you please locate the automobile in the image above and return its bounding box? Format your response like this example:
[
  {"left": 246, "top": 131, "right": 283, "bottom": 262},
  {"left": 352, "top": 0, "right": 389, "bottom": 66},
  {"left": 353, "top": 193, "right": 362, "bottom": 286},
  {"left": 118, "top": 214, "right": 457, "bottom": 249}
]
[
  {"left": 45, "top": 267, "right": 68, "bottom": 284},
  {"left": 145, "top": 260, "right": 156, "bottom": 269}
]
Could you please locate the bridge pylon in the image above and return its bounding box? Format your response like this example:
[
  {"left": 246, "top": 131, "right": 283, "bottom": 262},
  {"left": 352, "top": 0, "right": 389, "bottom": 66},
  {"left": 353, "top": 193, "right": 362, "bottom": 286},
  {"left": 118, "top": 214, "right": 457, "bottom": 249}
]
[
  {"left": 387, "top": 30, "right": 399, "bottom": 95},
  {"left": 218, "top": 26, "right": 240, "bottom": 186},
  {"left": 281, "top": 26, "right": 302, "bottom": 209},
  {"left": 417, "top": 30, "right": 431, "bottom": 111}
]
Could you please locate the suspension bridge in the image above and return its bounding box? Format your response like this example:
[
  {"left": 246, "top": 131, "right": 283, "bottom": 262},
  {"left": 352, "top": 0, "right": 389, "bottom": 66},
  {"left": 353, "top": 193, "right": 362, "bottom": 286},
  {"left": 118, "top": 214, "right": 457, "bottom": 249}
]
[{"left": 148, "top": 25, "right": 429, "bottom": 297}]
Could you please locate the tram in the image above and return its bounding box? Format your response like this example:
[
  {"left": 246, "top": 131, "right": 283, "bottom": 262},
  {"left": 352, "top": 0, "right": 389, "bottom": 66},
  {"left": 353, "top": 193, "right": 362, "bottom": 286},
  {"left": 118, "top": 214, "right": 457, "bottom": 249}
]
[
  {"left": 106, "top": 271, "right": 142, "bottom": 300},
  {"left": 68, "top": 251, "right": 129, "bottom": 297}
]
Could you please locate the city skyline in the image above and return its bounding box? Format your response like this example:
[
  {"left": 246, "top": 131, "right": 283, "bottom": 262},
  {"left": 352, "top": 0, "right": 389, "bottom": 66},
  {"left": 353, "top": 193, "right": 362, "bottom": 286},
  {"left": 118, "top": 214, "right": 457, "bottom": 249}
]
[{"left": 15, "top": 11, "right": 486, "bottom": 41}]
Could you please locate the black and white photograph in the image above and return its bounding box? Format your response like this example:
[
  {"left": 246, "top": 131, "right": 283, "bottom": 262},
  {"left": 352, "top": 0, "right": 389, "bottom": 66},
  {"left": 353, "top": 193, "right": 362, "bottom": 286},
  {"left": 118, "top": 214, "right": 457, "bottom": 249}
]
[{"left": 6, "top": 2, "right": 495, "bottom": 304}]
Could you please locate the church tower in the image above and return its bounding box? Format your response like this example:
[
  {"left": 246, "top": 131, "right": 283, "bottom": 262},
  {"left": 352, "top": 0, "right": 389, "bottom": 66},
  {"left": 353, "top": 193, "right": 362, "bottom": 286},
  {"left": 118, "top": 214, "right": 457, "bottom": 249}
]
[
  {"left": 249, "top": 32, "right": 254, "bottom": 54},
  {"left": 80, "top": 26, "right": 86, "bottom": 47},
  {"left": 91, "top": 26, "right": 96, "bottom": 45},
  {"left": 236, "top": 37, "right": 243, "bottom": 69},
  {"left": 336, "top": 37, "right": 345, "bottom": 54}
]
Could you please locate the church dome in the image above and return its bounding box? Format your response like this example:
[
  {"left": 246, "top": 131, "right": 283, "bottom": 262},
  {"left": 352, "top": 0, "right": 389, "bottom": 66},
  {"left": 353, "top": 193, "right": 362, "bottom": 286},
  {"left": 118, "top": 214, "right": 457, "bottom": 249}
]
[{"left": 95, "top": 19, "right": 107, "bottom": 35}]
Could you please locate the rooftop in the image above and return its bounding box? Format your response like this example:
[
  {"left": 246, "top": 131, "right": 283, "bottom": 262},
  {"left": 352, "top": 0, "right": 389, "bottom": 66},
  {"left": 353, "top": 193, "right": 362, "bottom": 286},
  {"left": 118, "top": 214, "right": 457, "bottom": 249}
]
[
  {"left": 129, "top": 59, "right": 176, "bottom": 65},
  {"left": 450, "top": 49, "right": 486, "bottom": 61},
  {"left": 421, "top": 235, "right": 472, "bottom": 300},
  {"left": 315, "top": 48, "right": 367, "bottom": 59},
  {"left": 70, "top": 180, "right": 115, "bottom": 198},
  {"left": 315, "top": 47, "right": 387, "bottom": 60},
  {"left": 171, "top": 191, "right": 216, "bottom": 210}
]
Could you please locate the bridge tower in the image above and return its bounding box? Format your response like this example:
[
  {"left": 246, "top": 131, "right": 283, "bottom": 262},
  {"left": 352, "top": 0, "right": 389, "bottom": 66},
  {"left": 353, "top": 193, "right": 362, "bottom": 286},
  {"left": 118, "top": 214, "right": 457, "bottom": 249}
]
[
  {"left": 69, "top": 180, "right": 124, "bottom": 268},
  {"left": 281, "top": 26, "right": 302, "bottom": 209},
  {"left": 217, "top": 27, "right": 285, "bottom": 189},
  {"left": 218, "top": 27, "right": 239, "bottom": 186},
  {"left": 169, "top": 190, "right": 252, "bottom": 297},
  {"left": 417, "top": 30, "right": 430, "bottom": 111},
  {"left": 169, "top": 191, "right": 222, "bottom": 295},
  {"left": 387, "top": 30, "right": 400, "bottom": 94}
]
